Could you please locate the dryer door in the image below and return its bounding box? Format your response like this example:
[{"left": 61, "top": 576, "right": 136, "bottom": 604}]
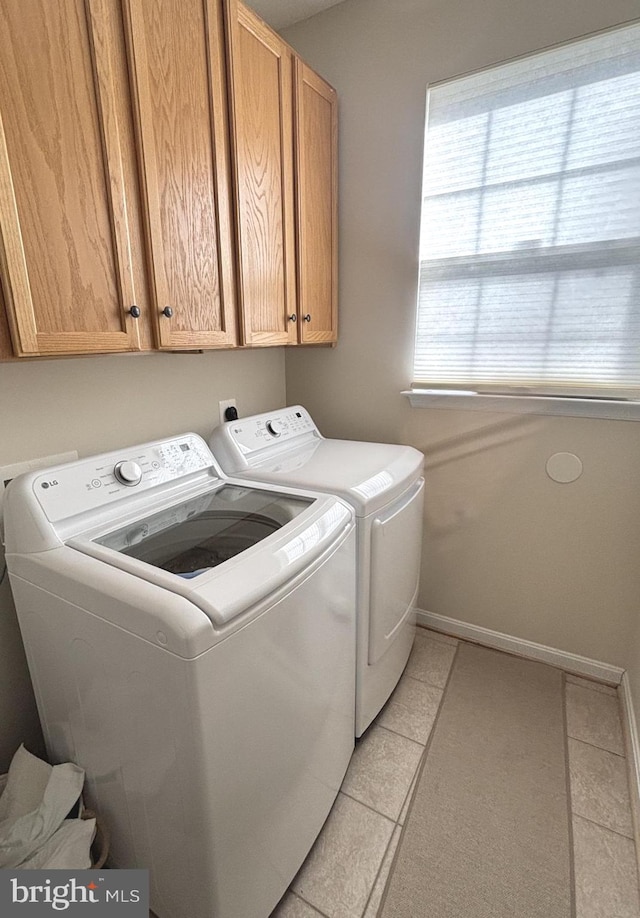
[{"left": 368, "top": 477, "right": 424, "bottom": 665}]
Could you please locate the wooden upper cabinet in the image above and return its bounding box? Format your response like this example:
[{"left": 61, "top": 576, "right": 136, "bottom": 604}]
[
  {"left": 225, "top": 0, "right": 297, "bottom": 347},
  {"left": 0, "top": 1, "right": 337, "bottom": 359},
  {"left": 124, "top": 0, "right": 237, "bottom": 350},
  {"left": 0, "top": 281, "right": 13, "bottom": 361},
  {"left": 0, "top": 0, "right": 148, "bottom": 357},
  {"left": 294, "top": 60, "right": 338, "bottom": 344},
  {"left": 225, "top": 2, "right": 338, "bottom": 348}
]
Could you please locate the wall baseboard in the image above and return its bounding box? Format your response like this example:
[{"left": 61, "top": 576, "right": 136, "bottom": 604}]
[
  {"left": 619, "top": 673, "right": 640, "bottom": 877},
  {"left": 416, "top": 609, "right": 624, "bottom": 685}
]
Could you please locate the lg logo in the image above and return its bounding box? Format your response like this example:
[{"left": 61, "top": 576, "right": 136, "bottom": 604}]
[{"left": 40, "top": 480, "right": 59, "bottom": 489}]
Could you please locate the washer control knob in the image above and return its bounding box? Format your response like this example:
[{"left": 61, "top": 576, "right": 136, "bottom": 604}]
[
  {"left": 266, "top": 419, "right": 285, "bottom": 437},
  {"left": 114, "top": 460, "right": 143, "bottom": 486}
]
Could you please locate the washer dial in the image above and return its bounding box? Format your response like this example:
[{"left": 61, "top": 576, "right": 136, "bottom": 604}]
[
  {"left": 114, "top": 460, "right": 143, "bottom": 486},
  {"left": 266, "top": 420, "right": 285, "bottom": 437}
]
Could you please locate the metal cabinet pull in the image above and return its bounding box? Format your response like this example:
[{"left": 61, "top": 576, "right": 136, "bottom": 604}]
[
  {"left": 162, "top": 306, "right": 173, "bottom": 318},
  {"left": 303, "top": 314, "right": 311, "bottom": 322},
  {"left": 288, "top": 314, "right": 297, "bottom": 322},
  {"left": 129, "top": 305, "right": 141, "bottom": 319}
]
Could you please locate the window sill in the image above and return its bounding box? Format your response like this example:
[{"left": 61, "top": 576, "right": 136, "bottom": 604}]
[{"left": 402, "top": 389, "right": 640, "bottom": 421}]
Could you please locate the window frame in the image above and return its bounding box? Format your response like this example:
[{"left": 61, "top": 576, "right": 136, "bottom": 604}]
[{"left": 411, "top": 21, "right": 640, "bottom": 404}]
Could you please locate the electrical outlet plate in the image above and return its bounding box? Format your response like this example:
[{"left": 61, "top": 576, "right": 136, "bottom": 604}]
[
  {"left": 218, "top": 398, "right": 237, "bottom": 425},
  {"left": 0, "top": 451, "right": 78, "bottom": 542}
]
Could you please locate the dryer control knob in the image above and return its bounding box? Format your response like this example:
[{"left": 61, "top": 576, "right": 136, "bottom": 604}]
[
  {"left": 114, "top": 460, "right": 143, "bottom": 486},
  {"left": 266, "top": 420, "right": 285, "bottom": 437}
]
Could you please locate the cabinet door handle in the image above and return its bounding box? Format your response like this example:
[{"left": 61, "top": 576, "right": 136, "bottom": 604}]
[
  {"left": 129, "top": 305, "right": 141, "bottom": 319},
  {"left": 303, "top": 314, "right": 311, "bottom": 322},
  {"left": 288, "top": 314, "right": 297, "bottom": 322},
  {"left": 162, "top": 306, "right": 173, "bottom": 318}
]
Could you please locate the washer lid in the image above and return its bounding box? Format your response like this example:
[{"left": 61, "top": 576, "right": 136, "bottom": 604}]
[
  {"left": 69, "top": 485, "right": 353, "bottom": 627},
  {"left": 235, "top": 438, "right": 424, "bottom": 516},
  {"left": 92, "top": 484, "right": 313, "bottom": 578}
]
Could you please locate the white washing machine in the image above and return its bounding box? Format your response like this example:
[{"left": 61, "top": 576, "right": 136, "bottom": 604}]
[
  {"left": 210, "top": 407, "right": 424, "bottom": 736},
  {"left": 4, "top": 433, "right": 356, "bottom": 918}
]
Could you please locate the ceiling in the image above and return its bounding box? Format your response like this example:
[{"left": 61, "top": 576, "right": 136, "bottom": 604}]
[{"left": 246, "top": 0, "right": 345, "bottom": 30}]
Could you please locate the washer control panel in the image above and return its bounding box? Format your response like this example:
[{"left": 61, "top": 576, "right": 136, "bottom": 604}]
[
  {"left": 33, "top": 434, "right": 215, "bottom": 522},
  {"left": 226, "top": 407, "right": 317, "bottom": 456}
]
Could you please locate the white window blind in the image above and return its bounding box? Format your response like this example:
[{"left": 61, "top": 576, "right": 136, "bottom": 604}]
[{"left": 413, "top": 23, "right": 640, "bottom": 397}]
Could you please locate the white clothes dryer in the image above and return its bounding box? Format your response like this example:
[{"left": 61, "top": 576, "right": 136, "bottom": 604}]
[
  {"left": 210, "top": 407, "right": 424, "bottom": 736},
  {"left": 4, "top": 433, "right": 356, "bottom": 918}
]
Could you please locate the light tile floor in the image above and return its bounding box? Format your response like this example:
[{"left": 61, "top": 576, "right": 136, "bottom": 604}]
[{"left": 271, "top": 628, "right": 640, "bottom": 918}]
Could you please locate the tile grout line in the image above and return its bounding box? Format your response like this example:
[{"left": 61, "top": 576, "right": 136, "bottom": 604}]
[
  {"left": 617, "top": 677, "right": 640, "bottom": 894},
  {"left": 571, "top": 673, "right": 640, "bottom": 915},
  {"left": 568, "top": 734, "right": 626, "bottom": 759},
  {"left": 358, "top": 824, "right": 396, "bottom": 918},
  {"left": 402, "top": 672, "right": 445, "bottom": 691},
  {"left": 572, "top": 811, "right": 636, "bottom": 843},
  {"left": 375, "top": 640, "right": 462, "bottom": 918},
  {"left": 406, "top": 675, "right": 451, "bottom": 692},
  {"left": 331, "top": 638, "right": 456, "bottom": 917},
  {"left": 371, "top": 721, "right": 427, "bottom": 747},
  {"left": 337, "top": 788, "right": 400, "bottom": 826},
  {"left": 292, "top": 891, "right": 332, "bottom": 918},
  {"left": 357, "top": 770, "right": 421, "bottom": 914},
  {"left": 287, "top": 785, "right": 393, "bottom": 916},
  {"left": 340, "top": 735, "right": 423, "bottom": 829},
  {"left": 562, "top": 672, "right": 578, "bottom": 918},
  {"left": 395, "top": 778, "right": 416, "bottom": 828},
  {"left": 566, "top": 732, "right": 626, "bottom": 758},
  {"left": 373, "top": 722, "right": 426, "bottom": 750},
  {"left": 356, "top": 752, "right": 425, "bottom": 918},
  {"left": 416, "top": 626, "right": 458, "bottom": 647},
  {"left": 358, "top": 650, "right": 457, "bottom": 918},
  {"left": 394, "top": 642, "right": 461, "bottom": 829},
  {"left": 378, "top": 673, "right": 446, "bottom": 744}
]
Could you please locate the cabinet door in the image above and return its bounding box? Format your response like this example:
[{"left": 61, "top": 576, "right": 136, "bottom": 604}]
[
  {"left": 0, "top": 282, "right": 13, "bottom": 360},
  {"left": 124, "top": 0, "right": 237, "bottom": 350},
  {"left": 294, "top": 60, "right": 338, "bottom": 344},
  {"left": 225, "top": 0, "right": 297, "bottom": 346},
  {"left": 0, "top": 0, "right": 145, "bottom": 356}
]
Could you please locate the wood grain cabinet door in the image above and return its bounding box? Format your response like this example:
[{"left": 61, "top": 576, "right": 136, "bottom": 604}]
[
  {"left": 0, "top": 0, "right": 146, "bottom": 357},
  {"left": 225, "top": 0, "right": 297, "bottom": 346},
  {"left": 124, "top": 0, "right": 237, "bottom": 350},
  {"left": 0, "top": 282, "right": 13, "bottom": 361},
  {"left": 294, "top": 60, "right": 338, "bottom": 344}
]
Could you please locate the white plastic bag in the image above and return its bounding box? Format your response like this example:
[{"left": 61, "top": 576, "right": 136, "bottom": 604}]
[{"left": 0, "top": 745, "right": 93, "bottom": 869}]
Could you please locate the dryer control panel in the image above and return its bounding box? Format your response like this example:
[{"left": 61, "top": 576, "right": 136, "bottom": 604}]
[
  {"left": 225, "top": 407, "right": 318, "bottom": 457},
  {"left": 31, "top": 434, "right": 215, "bottom": 523}
]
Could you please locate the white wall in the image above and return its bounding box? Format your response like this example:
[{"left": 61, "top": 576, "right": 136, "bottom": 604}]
[
  {"left": 0, "top": 348, "right": 286, "bottom": 771},
  {"left": 283, "top": 0, "right": 640, "bottom": 671}
]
